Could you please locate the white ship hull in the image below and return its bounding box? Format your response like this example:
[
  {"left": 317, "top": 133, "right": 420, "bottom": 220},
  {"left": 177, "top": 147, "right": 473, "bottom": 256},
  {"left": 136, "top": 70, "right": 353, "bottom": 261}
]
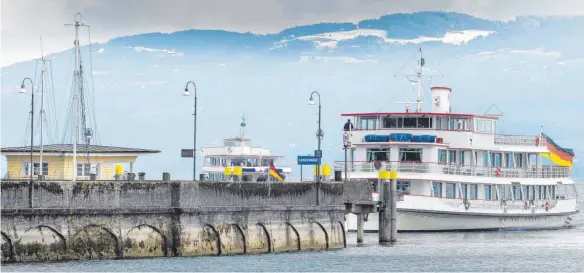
[{"left": 345, "top": 210, "right": 576, "bottom": 232}]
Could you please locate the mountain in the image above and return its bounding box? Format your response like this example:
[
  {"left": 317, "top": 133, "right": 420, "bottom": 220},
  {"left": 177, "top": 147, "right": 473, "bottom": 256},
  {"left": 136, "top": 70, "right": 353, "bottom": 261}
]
[{"left": 2, "top": 12, "right": 584, "bottom": 179}]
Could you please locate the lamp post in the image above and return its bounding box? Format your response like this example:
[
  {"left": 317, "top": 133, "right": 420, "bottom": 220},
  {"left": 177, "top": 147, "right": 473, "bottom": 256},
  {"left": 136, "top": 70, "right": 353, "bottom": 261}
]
[
  {"left": 308, "top": 90, "right": 322, "bottom": 183},
  {"left": 20, "top": 77, "right": 34, "bottom": 182},
  {"left": 183, "top": 81, "right": 197, "bottom": 181}
]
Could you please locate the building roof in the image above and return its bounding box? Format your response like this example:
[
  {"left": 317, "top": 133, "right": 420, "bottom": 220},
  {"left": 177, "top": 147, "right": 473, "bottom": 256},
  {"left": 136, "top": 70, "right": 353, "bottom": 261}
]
[{"left": 0, "top": 144, "right": 160, "bottom": 154}]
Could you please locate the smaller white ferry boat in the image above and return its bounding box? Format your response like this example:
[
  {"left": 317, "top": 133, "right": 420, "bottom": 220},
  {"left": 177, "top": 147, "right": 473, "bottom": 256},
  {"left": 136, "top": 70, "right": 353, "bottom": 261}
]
[
  {"left": 340, "top": 48, "right": 579, "bottom": 232},
  {"left": 200, "top": 116, "right": 292, "bottom": 182}
]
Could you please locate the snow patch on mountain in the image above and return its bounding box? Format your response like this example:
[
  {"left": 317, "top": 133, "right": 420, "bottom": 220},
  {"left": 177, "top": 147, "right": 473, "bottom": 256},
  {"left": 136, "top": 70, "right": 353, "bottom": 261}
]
[{"left": 290, "top": 29, "right": 495, "bottom": 49}]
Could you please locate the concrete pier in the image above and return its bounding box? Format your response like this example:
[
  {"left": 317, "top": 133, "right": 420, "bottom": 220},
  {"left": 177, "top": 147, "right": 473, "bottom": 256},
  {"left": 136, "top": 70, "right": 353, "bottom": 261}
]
[{"left": 1, "top": 180, "right": 348, "bottom": 263}]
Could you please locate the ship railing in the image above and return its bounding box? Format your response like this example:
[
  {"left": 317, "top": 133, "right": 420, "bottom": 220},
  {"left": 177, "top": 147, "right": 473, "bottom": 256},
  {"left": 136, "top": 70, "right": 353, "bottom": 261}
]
[
  {"left": 334, "top": 161, "right": 570, "bottom": 179},
  {"left": 405, "top": 195, "right": 564, "bottom": 211},
  {"left": 494, "top": 134, "right": 546, "bottom": 147}
]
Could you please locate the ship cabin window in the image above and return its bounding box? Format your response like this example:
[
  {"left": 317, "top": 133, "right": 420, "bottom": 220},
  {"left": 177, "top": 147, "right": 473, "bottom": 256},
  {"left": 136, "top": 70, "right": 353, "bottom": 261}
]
[
  {"left": 366, "top": 148, "right": 390, "bottom": 161},
  {"left": 438, "top": 149, "right": 447, "bottom": 163},
  {"left": 512, "top": 184, "right": 522, "bottom": 200},
  {"left": 399, "top": 148, "right": 422, "bottom": 162},
  {"left": 445, "top": 183, "right": 456, "bottom": 199},
  {"left": 460, "top": 184, "right": 468, "bottom": 199},
  {"left": 396, "top": 181, "right": 411, "bottom": 195},
  {"left": 359, "top": 116, "right": 378, "bottom": 130},
  {"left": 449, "top": 118, "right": 469, "bottom": 130},
  {"left": 432, "top": 182, "right": 442, "bottom": 197},
  {"left": 485, "top": 185, "right": 495, "bottom": 200},
  {"left": 474, "top": 118, "right": 495, "bottom": 133},
  {"left": 469, "top": 184, "right": 478, "bottom": 199},
  {"left": 382, "top": 116, "right": 432, "bottom": 129}
]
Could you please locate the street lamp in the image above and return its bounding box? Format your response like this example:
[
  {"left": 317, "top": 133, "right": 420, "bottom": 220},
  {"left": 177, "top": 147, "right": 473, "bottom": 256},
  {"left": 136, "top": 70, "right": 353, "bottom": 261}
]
[
  {"left": 21, "top": 77, "right": 34, "bottom": 182},
  {"left": 308, "top": 90, "right": 322, "bottom": 183},
  {"left": 183, "top": 81, "right": 197, "bottom": 181}
]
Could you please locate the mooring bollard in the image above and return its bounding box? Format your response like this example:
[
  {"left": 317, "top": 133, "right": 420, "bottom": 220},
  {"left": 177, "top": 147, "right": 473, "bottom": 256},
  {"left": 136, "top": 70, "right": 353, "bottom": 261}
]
[
  {"left": 357, "top": 213, "right": 364, "bottom": 243},
  {"left": 379, "top": 170, "right": 398, "bottom": 243}
]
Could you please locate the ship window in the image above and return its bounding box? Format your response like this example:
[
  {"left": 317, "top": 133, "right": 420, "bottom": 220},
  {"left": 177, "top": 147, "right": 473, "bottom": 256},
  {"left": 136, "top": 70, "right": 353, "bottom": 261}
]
[
  {"left": 432, "top": 182, "right": 442, "bottom": 197},
  {"left": 448, "top": 150, "right": 457, "bottom": 164},
  {"left": 382, "top": 117, "right": 402, "bottom": 128},
  {"left": 485, "top": 185, "right": 492, "bottom": 200},
  {"left": 403, "top": 117, "right": 417, "bottom": 128},
  {"left": 417, "top": 117, "right": 432, "bottom": 128},
  {"left": 445, "top": 183, "right": 456, "bottom": 199},
  {"left": 513, "top": 185, "right": 522, "bottom": 200},
  {"left": 399, "top": 148, "right": 422, "bottom": 162},
  {"left": 469, "top": 184, "right": 478, "bottom": 200},
  {"left": 460, "top": 184, "right": 468, "bottom": 199},
  {"left": 438, "top": 149, "right": 447, "bottom": 163},
  {"left": 360, "top": 117, "right": 377, "bottom": 130},
  {"left": 397, "top": 181, "right": 411, "bottom": 195},
  {"left": 366, "top": 148, "right": 390, "bottom": 161}
]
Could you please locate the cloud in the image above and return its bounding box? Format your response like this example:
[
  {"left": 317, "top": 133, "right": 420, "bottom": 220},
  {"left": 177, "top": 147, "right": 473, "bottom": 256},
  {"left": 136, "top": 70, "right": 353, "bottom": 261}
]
[
  {"left": 2, "top": 0, "right": 584, "bottom": 66},
  {"left": 464, "top": 48, "right": 562, "bottom": 61}
]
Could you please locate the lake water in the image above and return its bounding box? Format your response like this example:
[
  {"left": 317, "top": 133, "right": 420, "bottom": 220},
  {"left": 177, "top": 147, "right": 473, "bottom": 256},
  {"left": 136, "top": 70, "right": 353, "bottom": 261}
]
[{"left": 4, "top": 184, "right": 583, "bottom": 272}]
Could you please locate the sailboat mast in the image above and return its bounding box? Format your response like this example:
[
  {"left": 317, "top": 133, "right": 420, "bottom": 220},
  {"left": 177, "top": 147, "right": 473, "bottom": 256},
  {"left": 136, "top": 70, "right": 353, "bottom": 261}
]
[
  {"left": 39, "top": 49, "right": 46, "bottom": 175},
  {"left": 66, "top": 13, "right": 84, "bottom": 181}
]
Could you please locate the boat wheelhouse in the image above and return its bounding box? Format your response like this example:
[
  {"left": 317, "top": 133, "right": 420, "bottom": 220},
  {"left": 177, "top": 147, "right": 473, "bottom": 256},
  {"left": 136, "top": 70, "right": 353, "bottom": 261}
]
[
  {"left": 340, "top": 50, "right": 578, "bottom": 232},
  {"left": 200, "top": 118, "right": 291, "bottom": 182}
]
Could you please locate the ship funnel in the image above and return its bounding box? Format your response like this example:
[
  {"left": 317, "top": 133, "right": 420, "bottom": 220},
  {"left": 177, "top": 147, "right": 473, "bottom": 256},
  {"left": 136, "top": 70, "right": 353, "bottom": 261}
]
[{"left": 431, "top": 86, "right": 451, "bottom": 113}]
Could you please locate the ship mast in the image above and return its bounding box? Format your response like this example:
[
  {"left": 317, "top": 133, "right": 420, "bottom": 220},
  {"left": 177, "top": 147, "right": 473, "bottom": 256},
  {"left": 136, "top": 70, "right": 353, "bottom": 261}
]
[{"left": 394, "top": 47, "right": 443, "bottom": 113}]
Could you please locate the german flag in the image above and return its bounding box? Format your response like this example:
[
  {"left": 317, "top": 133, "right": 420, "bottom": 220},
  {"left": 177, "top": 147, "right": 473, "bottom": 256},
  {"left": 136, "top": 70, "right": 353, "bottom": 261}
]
[
  {"left": 269, "top": 163, "right": 284, "bottom": 182},
  {"left": 541, "top": 133, "right": 575, "bottom": 167}
]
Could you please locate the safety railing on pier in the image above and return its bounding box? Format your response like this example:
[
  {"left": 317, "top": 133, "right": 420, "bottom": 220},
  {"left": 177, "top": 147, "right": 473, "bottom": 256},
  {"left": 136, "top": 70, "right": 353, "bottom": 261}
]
[
  {"left": 494, "top": 134, "right": 545, "bottom": 147},
  {"left": 334, "top": 161, "right": 571, "bottom": 179}
]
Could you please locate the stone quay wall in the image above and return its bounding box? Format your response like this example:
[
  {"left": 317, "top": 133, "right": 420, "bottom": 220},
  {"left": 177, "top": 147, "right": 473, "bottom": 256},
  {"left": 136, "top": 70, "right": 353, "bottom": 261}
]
[{"left": 0, "top": 181, "right": 347, "bottom": 263}]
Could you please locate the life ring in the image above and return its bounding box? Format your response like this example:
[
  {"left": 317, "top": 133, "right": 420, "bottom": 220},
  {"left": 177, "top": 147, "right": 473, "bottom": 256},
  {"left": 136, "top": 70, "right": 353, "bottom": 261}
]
[
  {"left": 545, "top": 200, "right": 550, "bottom": 211},
  {"left": 535, "top": 136, "right": 540, "bottom": 146},
  {"left": 496, "top": 167, "right": 501, "bottom": 177}
]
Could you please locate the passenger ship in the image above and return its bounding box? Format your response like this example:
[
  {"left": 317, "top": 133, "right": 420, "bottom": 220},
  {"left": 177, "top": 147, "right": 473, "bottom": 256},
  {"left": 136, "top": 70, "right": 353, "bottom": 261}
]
[
  {"left": 201, "top": 117, "right": 292, "bottom": 182},
  {"left": 340, "top": 50, "right": 579, "bottom": 232}
]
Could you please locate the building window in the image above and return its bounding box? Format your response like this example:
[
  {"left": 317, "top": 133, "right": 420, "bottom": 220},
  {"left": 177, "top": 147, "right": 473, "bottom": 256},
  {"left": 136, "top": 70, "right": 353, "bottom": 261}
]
[
  {"left": 399, "top": 148, "right": 422, "bottom": 162},
  {"left": 77, "top": 163, "right": 100, "bottom": 177},
  {"left": 396, "top": 181, "right": 411, "bottom": 195},
  {"left": 438, "top": 150, "right": 447, "bottom": 164},
  {"left": 432, "top": 182, "right": 442, "bottom": 197},
  {"left": 469, "top": 184, "right": 478, "bottom": 200},
  {"left": 445, "top": 183, "right": 456, "bottom": 199},
  {"left": 23, "top": 162, "right": 48, "bottom": 176},
  {"left": 366, "top": 148, "right": 390, "bottom": 161},
  {"left": 382, "top": 117, "right": 402, "bottom": 128}
]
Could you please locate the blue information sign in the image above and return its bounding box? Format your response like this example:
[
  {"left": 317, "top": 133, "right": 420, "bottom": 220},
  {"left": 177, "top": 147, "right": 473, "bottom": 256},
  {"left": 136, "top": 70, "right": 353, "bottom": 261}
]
[
  {"left": 297, "top": 156, "right": 321, "bottom": 165},
  {"left": 314, "top": 149, "right": 322, "bottom": 158}
]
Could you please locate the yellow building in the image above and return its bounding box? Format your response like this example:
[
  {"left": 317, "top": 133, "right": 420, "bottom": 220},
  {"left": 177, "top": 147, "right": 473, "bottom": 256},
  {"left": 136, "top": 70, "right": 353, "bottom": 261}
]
[{"left": 1, "top": 144, "right": 160, "bottom": 181}]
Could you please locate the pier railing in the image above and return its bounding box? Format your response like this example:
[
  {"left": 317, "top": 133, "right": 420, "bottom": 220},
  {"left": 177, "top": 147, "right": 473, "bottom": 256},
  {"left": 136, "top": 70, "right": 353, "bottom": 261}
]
[
  {"left": 334, "top": 161, "right": 571, "bottom": 179},
  {"left": 494, "top": 134, "right": 545, "bottom": 147}
]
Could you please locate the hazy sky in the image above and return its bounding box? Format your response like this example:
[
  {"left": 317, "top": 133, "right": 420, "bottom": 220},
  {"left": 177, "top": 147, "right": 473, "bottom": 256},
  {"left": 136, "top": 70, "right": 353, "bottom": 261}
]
[{"left": 1, "top": 0, "right": 584, "bottom": 67}]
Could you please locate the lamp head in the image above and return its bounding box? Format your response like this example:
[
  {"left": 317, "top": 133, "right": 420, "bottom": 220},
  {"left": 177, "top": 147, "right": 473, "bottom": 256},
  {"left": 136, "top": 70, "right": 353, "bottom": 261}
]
[
  {"left": 20, "top": 84, "right": 26, "bottom": 93},
  {"left": 308, "top": 96, "right": 315, "bottom": 105},
  {"left": 183, "top": 87, "right": 190, "bottom": 96}
]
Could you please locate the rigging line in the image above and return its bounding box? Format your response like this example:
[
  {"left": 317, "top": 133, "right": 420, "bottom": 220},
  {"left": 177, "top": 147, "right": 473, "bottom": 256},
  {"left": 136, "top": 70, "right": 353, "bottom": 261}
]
[
  {"left": 21, "top": 114, "right": 32, "bottom": 147},
  {"left": 87, "top": 26, "right": 101, "bottom": 144},
  {"left": 48, "top": 61, "right": 60, "bottom": 144}
]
